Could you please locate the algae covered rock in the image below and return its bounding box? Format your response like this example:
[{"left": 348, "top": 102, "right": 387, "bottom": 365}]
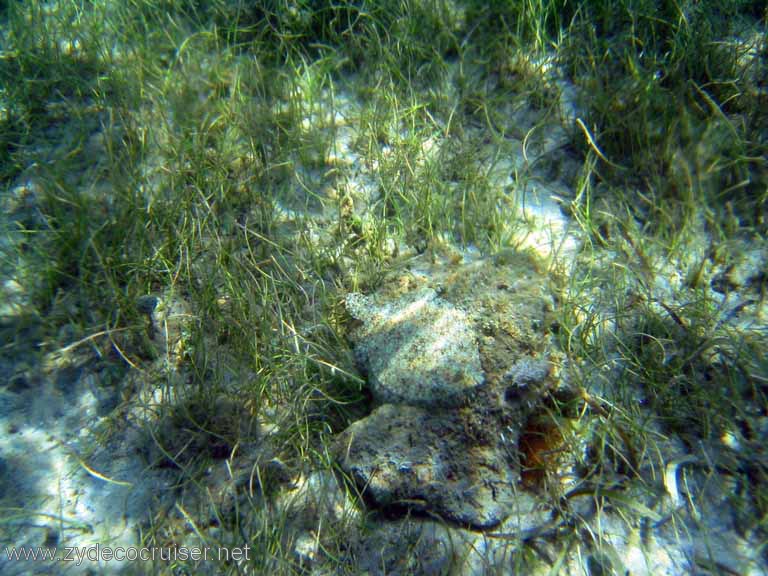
[
  {"left": 345, "top": 288, "right": 484, "bottom": 407},
  {"left": 336, "top": 403, "right": 518, "bottom": 528},
  {"left": 336, "top": 252, "right": 558, "bottom": 530}
]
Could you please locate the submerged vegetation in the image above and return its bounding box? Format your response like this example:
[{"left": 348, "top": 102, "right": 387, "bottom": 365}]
[{"left": 0, "top": 0, "right": 766, "bottom": 573}]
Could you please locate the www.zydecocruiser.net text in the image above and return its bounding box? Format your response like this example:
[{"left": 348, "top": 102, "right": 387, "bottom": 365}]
[{"left": 5, "top": 544, "right": 251, "bottom": 566}]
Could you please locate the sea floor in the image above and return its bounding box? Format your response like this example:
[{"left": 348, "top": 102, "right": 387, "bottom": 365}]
[{"left": 1, "top": 2, "right": 767, "bottom": 575}]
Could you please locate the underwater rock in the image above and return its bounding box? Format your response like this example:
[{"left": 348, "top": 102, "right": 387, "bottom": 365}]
[
  {"left": 345, "top": 288, "right": 484, "bottom": 408},
  {"left": 338, "top": 252, "right": 558, "bottom": 530},
  {"left": 335, "top": 403, "right": 518, "bottom": 529}
]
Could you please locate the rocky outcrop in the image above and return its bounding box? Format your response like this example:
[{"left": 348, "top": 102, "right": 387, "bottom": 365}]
[
  {"left": 335, "top": 252, "right": 558, "bottom": 529},
  {"left": 345, "top": 288, "right": 484, "bottom": 408},
  {"left": 337, "top": 403, "right": 517, "bottom": 528}
]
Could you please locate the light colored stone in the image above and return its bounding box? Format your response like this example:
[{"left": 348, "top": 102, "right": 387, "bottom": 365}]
[
  {"left": 336, "top": 404, "right": 519, "bottom": 529},
  {"left": 346, "top": 288, "right": 484, "bottom": 408},
  {"left": 338, "top": 253, "right": 560, "bottom": 532}
]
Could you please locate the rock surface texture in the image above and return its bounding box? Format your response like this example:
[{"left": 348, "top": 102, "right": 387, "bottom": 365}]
[
  {"left": 345, "top": 288, "right": 484, "bottom": 407},
  {"left": 335, "top": 251, "right": 558, "bottom": 529}
]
